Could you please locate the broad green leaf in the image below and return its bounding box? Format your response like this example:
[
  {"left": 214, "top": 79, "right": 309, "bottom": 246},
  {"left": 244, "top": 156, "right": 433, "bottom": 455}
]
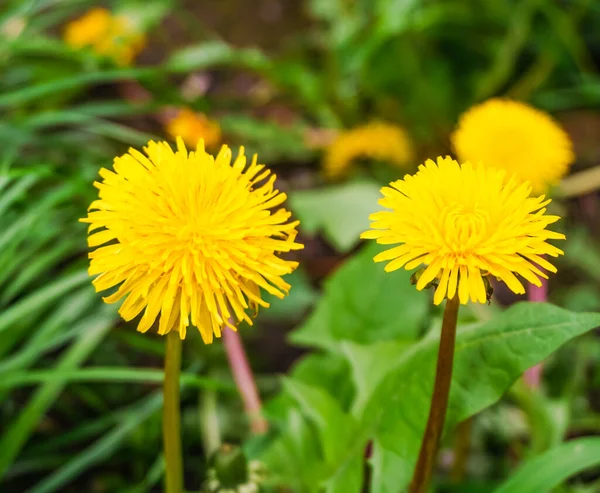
[
  {"left": 290, "top": 243, "right": 429, "bottom": 350},
  {"left": 289, "top": 182, "right": 382, "bottom": 253},
  {"left": 283, "top": 379, "right": 365, "bottom": 492},
  {"left": 260, "top": 408, "right": 325, "bottom": 493},
  {"left": 283, "top": 379, "right": 359, "bottom": 467},
  {"left": 324, "top": 451, "right": 364, "bottom": 493},
  {"left": 291, "top": 352, "right": 354, "bottom": 411},
  {"left": 260, "top": 269, "right": 318, "bottom": 322},
  {"left": 367, "top": 303, "right": 600, "bottom": 493},
  {"left": 340, "top": 340, "right": 412, "bottom": 415},
  {"left": 494, "top": 437, "right": 600, "bottom": 493}
]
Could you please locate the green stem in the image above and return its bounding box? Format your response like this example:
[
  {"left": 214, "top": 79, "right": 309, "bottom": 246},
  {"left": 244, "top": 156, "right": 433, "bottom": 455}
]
[
  {"left": 163, "top": 331, "right": 183, "bottom": 493},
  {"left": 409, "top": 295, "right": 460, "bottom": 493}
]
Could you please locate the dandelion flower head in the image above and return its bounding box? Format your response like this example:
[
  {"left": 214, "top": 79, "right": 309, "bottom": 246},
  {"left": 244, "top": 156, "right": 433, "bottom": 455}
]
[
  {"left": 166, "top": 109, "right": 222, "bottom": 150},
  {"left": 452, "top": 99, "right": 574, "bottom": 193},
  {"left": 361, "top": 157, "right": 565, "bottom": 305},
  {"left": 63, "top": 7, "right": 145, "bottom": 66},
  {"left": 81, "top": 139, "right": 303, "bottom": 343},
  {"left": 324, "top": 122, "right": 413, "bottom": 179}
]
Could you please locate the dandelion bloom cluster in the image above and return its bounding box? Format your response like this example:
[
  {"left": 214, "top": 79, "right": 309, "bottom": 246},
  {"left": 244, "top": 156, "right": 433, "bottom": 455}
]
[
  {"left": 362, "top": 157, "right": 565, "bottom": 305},
  {"left": 324, "top": 122, "right": 413, "bottom": 179},
  {"left": 165, "top": 109, "right": 222, "bottom": 150},
  {"left": 82, "top": 139, "right": 303, "bottom": 343},
  {"left": 452, "top": 99, "right": 574, "bottom": 193},
  {"left": 63, "top": 8, "right": 145, "bottom": 66}
]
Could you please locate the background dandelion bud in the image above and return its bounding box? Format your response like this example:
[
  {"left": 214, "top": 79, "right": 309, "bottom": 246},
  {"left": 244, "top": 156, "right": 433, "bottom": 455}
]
[
  {"left": 452, "top": 98, "right": 574, "bottom": 193},
  {"left": 63, "top": 7, "right": 146, "bottom": 66},
  {"left": 165, "top": 109, "right": 222, "bottom": 150},
  {"left": 324, "top": 122, "right": 414, "bottom": 179}
]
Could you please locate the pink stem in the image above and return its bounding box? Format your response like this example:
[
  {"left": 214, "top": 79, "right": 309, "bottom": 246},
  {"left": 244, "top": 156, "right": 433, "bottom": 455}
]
[
  {"left": 524, "top": 279, "right": 547, "bottom": 388},
  {"left": 222, "top": 326, "right": 268, "bottom": 435}
]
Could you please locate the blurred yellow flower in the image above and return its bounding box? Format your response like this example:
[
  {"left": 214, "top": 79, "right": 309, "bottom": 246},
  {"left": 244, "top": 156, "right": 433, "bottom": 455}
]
[
  {"left": 165, "top": 109, "right": 222, "bottom": 150},
  {"left": 63, "top": 7, "right": 145, "bottom": 66},
  {"left": 324, "top": 122, "right": 413, "bottom": 179},
  {"left": 362, "top": 157, "right": 564, "bottom": 305},
  {"left": 81, "top": 139, "right": 303, "bottom": 343},
  {"left": 452, "top": 99, "right": 574, "bottom": 193}
]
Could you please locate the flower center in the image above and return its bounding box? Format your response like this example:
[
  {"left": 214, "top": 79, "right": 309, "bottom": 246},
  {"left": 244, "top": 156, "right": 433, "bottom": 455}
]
[{"left": 443, "top": 204, "right": 488, "bottom": 250}]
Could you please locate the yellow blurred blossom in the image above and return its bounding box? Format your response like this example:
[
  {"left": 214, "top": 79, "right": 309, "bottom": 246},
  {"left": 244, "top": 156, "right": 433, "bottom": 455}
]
[
  {"left": 81, "top": 139, "right": 303, "bottom": 343},
  {"left": 63, "top": 7, "right": 145, "bottom": 66},
  {"left": 165, "top": 109, "right": 222, "bottom": 150},
  {"left": 324, "top": 122, "right": 414, "bottom": 179},
  {"left": 362, "top": 157, "right": 564, "bottom": 305},
  {"left": 452, "top": 98, "right": 574, "bottom": 193}
]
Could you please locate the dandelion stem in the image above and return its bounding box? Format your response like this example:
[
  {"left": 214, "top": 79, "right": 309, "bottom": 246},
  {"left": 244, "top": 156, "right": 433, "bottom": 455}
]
[
  {"left": 409, "top": 295, "right": 460, "bottom": 493},
  {"left": 223, "top": 326, "right": 268, "bottom": 435},
  {"left": 163, "top": 331, "right": 183, "bottom": 493},
  {"left": 524, "top": 279, "right": 547, "bottom": 388}
]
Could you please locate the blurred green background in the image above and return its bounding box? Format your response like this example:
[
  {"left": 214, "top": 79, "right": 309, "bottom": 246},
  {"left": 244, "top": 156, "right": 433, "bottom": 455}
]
[{"left": 2, "top": 0, "right": 600, "bottom": 492}]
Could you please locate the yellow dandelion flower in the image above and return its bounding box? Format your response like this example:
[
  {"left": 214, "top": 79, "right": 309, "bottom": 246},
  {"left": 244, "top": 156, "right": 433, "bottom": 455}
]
[
  {"left": 165, "top": 109, "right": 222, "bottom": 150},
  {"left": 452, "top": 98, "right": 574, "bottom": 193},
  {"left": 361, "top": 157, "right": 565, "bottom": 305},
  {"left": 324, "top": 122, "right": 414, "bottom": 179},
  {"left": 81, "top": 139, "right": 303, "bottom": 343},
  {"left": 63, "top": 7, "right": 146, "bottom": 66}
]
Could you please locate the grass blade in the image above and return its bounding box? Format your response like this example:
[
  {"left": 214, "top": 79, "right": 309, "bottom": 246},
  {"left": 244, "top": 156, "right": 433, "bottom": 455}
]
[
  {"left": 0, "top": 307, "right": 115, "bottom": 478},
  {"left": 0, "top": 367, "right": 236, "bottom": 392},
  {"left": 25, "top": 391, "right": 164, "bottom": 493}
]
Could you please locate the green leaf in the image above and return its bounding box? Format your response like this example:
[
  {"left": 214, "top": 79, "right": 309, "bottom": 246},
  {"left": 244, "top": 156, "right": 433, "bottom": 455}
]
[
  {"left": 166, "top": 40, "right": 270, "bottom": 73},
  {"left": 494, "top": 437, "right": 600, "bottom": 493},
  {"left": 290, "top": 242, "right": 429, "bottom": 350},
  {"left": 291, "top": 352, "right": 354, "bottom": 411},
  {"left": 260, "top": 408, "right": 325, "bottom": 493},
  {"left": 282, "top": 379, "right": 365, "bottom": 492},
  {"left": 260, "top": 268, "right": 318, "bottom": 322},
  {"left": 283, "top": 379, "right": 358, "bottom": 467},
  {"left": 340, "top": 340, "right": 412, "bottom": 416},
  {"left": 324, "top": 451, "right": 364, "bottom": 493},
  {"left": 367, "top": 303, "right": 600, "bottom": 493},
  {"left": 289, "top": 182, "right": 382, "bottom": 253}
]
